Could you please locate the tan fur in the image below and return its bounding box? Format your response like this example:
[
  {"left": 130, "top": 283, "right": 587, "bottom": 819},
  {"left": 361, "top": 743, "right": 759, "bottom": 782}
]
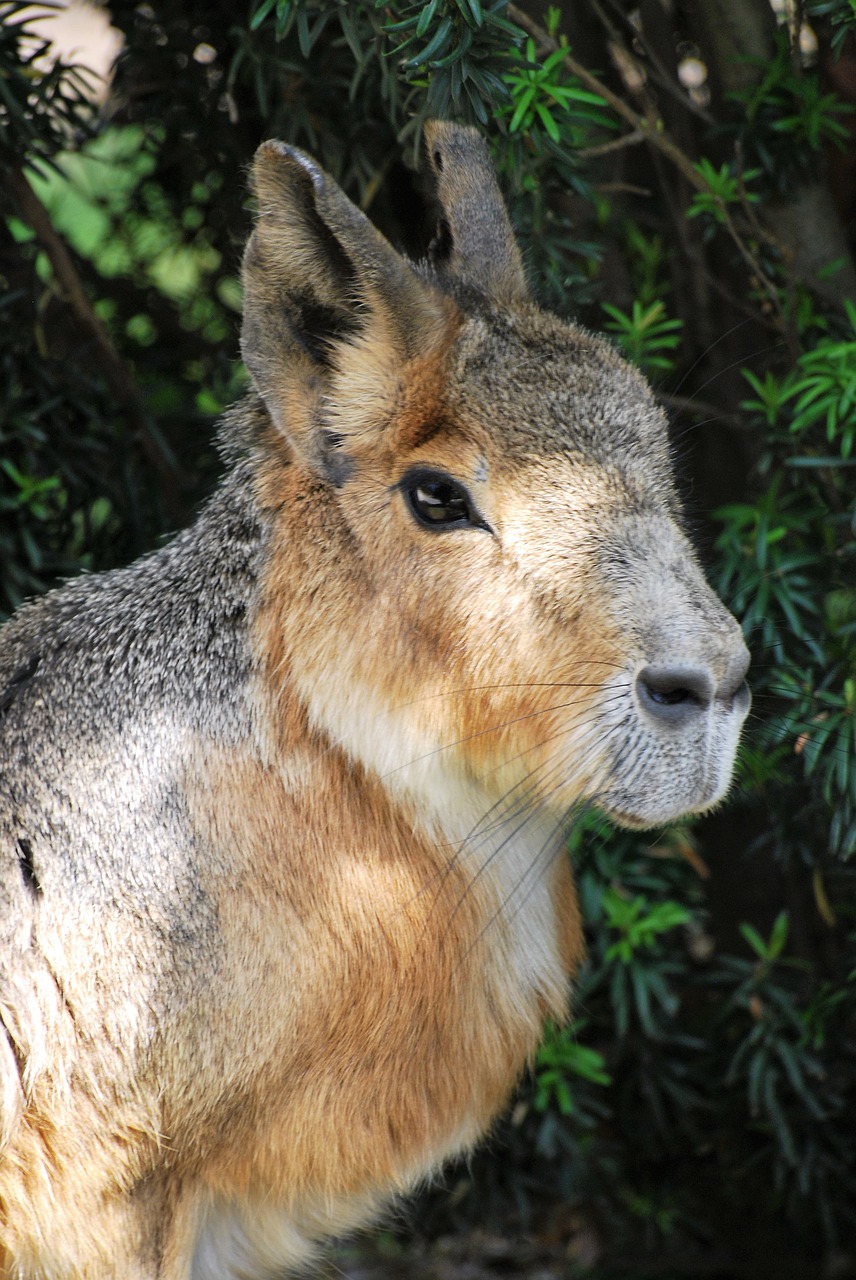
[
  {"left": 0, "top": 125, "right": 749, "bottom": 1276},
  {"left": 182, "top": 748, "right": 577, "bottom": 1198}
]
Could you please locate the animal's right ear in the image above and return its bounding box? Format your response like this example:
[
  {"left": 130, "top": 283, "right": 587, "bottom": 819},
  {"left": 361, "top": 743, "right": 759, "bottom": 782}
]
[{"left": 241, "top": 140, "right": 445, "bottom": 481}]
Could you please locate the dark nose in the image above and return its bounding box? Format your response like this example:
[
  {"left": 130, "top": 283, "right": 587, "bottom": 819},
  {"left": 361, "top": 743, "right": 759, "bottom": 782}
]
[{"left": 636, "top": 660, "right": 750, "bottom": 728}]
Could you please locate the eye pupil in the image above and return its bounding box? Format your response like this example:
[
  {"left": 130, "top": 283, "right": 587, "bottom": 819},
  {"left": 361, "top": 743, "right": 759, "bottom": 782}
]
[
  {"left": 414, "top": 482, "right": 467, "bottom": 522},
  {"left": 401, "top": 468, "right": 490, "bottom": 534}
]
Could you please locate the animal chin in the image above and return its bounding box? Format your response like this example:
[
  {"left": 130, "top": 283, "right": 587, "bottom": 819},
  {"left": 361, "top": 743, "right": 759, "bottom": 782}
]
[
  {"left": 593, "top": 752, "right": 715, "bottom": 826},
  {"left": 600, "top": 768, "right": 732, "bottom": 830}
]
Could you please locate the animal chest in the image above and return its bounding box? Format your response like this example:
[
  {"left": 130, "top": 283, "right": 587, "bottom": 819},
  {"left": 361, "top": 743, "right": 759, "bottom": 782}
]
[{"left": 182, "top": 745, "right": 579, "bottom": 1206}]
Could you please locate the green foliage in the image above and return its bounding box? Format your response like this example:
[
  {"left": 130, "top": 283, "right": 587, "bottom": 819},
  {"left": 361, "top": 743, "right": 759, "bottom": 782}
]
[
  {"left": 384, "top": 0, "right": 523, "bottom": 124},
  {"left": 534, "top": 1021, "right": 611, "bottom": 1116},
  {"left": 500, "top": 36, "right": 609, "bottom": 146},
  {"left": 245, "top": 0, "right": 525, "bottom": 134},
  {"left": 686, "top": 157, "right": 761, "bottom": 225},
  {"left": 601, "top": 299, "right": 682, "bottom": 376},
  {"left": 602, "top": 889, "right": 692, "bottom": 963},
  {"left": 0, "top": 2, "right": 96, "bottom": 165},
  {"left": 715, "top": 296, "right": 856, "bottom": 861},
  {"left": 715, "top": 914, "right": 856, "bottom": 1221},
  {"left": 0, "top": 244, "right": 129, "bottom": 613},
  {"left": 730, "top": 29, "right": 852, "bottom": 191},
  {"left": 4, "top": 0, "right": 856, "bottom": 1274},
  {"left": 786, "top": 300, "right": 856, "bottom": 456},
  {"left": 31, "top": 127, "right": 242, "bottom": 344},
  {"left": 807, "top": 0, "right": 856, "bottom": 58}
]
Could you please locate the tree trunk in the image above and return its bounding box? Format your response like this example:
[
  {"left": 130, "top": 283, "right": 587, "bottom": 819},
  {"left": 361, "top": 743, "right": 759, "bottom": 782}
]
[{"left": 679, "top": 0, "right": 856, "bottom": 303}]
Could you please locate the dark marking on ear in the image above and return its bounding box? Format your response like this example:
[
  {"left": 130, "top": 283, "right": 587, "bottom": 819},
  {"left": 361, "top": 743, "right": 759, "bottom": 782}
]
[
  {"left": 304, "top": 186, "right": 359, "bottom": 295},
  {"left": 290, "top": 297, "right": 360, "bottom": 367},
  {"left": 0, "top": 653, "right": 40, "bottom": 718},
  {"left": 279, "top": 190, "right": 361, "bottom": 366},
  {"left": 16, "top": 838, "right": 41, "bottom": 896}
]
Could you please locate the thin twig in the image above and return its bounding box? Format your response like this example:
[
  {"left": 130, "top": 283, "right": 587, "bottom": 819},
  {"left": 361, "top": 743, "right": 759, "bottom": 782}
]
[
  {"left": 508, "top": 3, "right": 706, "bottom": 191},
  {"left": 594, "top": 181, "right": 652, "bottom": 197},
  {"left": 8, "top": 167, "right": 142, "bottom": 414},
  {"left": 658, "top": 391, "right": 742, "bottom": 424},
  {"left": 507, "top": 3, "right": 789, "bottom": 334},
  {"left": 598, "top": 0, "right": 715, "bottom": 125},
  {"left": 578, "top": 129, "right": 645, "bottom": 157},
  {"left": 8, "top": 164, "right": 184, "bottom": 502}
]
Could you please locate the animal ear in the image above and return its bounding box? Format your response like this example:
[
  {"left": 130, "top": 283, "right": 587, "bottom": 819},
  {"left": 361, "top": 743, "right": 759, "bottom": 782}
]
[
  {"left": 424, "top": 121, "right": 528, "bottom": 305},
  {"left": 241, "top": 140, "right": 445, "bottom": 481}
]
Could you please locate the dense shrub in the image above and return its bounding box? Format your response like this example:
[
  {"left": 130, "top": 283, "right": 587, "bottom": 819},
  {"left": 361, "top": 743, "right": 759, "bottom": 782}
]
[{"left": 2, "top": 1, "right": 855, "bottom": 1275}]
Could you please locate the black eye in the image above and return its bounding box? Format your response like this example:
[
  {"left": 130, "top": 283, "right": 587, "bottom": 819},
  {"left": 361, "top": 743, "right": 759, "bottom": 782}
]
[{"left": 400, "top": 468, "right": 491, "bottom": 533}]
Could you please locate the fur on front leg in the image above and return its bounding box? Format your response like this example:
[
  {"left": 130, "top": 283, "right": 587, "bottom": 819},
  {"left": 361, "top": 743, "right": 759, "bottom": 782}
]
[{"left": 192, "top": 1190, "right": 383, "bottom": 1279}]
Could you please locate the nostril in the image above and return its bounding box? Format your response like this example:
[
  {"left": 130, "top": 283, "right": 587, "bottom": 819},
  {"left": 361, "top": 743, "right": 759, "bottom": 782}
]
[
  {"left": 718, "top": 647, "right": 751, "bottom": 704},
  {"left": 636, "top": 665, "right": 714, "bottom": 726},
  {"left": 729, "top": 679, "right": 751, "bottom": 715}
]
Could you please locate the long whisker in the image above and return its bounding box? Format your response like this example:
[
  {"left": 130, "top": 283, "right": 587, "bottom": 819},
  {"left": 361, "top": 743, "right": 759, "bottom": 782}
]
[
  {"left": 670, "top": 317, "right": 755, "bottom": 398},
  {"left": 672, "top": 337, "right": 786, "bottom": 403},
  {"left": 479, "top": 688, "right": 632, "bottom": 782},
  {"left": 379, "top": 684, "right": 632, "bottom": 780},
  {"left": 455, "top": 803, "right": 574, "bottom": 970},
  {"left": 437, "top": 714, "right": 624, "bottom": 944},
  {"left": 485, "top": 798, "right": 599, "bottom": 944},
  {"left": 388, "top": 667, "right": 627, "bottom": 711},
  {"left": 415, "top": 733, "right": 591, "bottom": 935},
  {"left": 421, "top": 693, "right": 628, "bottom": 878},
  {"left": 414, "top": 747, "right": 571, "bottom": 926},
  {"left": 453, "top": 768, "right": 632, "bottom": 974}
]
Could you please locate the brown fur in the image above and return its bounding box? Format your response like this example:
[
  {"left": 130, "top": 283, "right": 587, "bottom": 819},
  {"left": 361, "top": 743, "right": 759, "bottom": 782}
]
[{"left": 0, "top": 125, "right": 748, "bottom": 1276}]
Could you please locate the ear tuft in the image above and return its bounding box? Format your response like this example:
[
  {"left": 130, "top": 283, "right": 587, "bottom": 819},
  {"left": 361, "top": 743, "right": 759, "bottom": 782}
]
[
  {"left": 252, "top": 138, "right": 318, "bottom": 204},
  {"left": 424, "top": 121, "right": 527, "bottom": 305}
]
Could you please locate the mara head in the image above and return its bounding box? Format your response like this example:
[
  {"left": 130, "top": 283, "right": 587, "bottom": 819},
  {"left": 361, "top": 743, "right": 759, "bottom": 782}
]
[{"left": 241, "top": 121, "right": 750, "bottom": 834}]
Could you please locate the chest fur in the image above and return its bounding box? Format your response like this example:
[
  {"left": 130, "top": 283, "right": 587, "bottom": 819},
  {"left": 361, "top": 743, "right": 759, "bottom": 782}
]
[{"left": 181, "top": 740, "right": 581, "bottom": 1205}]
